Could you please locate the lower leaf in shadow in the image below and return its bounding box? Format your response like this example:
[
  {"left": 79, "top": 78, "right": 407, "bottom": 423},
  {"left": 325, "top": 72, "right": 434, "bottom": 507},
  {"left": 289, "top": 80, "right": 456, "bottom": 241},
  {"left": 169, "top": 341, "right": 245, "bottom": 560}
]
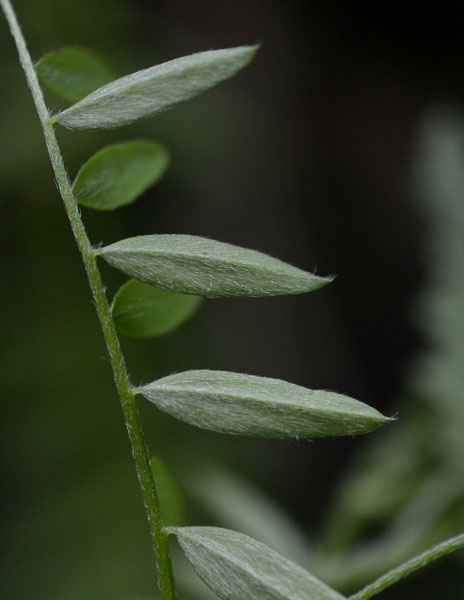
[{"left": 112, "top": 279, "right": 202, "bottom": 338}]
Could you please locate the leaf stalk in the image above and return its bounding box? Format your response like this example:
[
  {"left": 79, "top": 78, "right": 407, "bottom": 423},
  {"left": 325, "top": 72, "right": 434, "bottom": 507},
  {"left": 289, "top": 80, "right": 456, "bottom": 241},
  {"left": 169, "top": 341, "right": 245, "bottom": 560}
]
[{"left": 349, "top": 532, "right": 464, "bottom": 600}]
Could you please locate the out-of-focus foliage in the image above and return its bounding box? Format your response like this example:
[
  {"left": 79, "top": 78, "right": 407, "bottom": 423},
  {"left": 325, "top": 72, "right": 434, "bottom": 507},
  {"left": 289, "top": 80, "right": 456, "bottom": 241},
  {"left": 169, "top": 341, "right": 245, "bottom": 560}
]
[
  {"left": 150, "top": 456, "right": 185, "bottom": 527},
  {"left": 186, "top": 463, "right": 309, "bottom": 564},
  {"left": 311, "top": 109, "right": 464, "bottom": 593}
]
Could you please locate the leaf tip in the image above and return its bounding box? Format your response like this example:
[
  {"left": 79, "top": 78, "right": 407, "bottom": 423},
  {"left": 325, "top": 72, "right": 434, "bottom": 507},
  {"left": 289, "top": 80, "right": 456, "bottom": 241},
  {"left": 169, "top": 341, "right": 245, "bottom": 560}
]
[
  {"left": 316, "top": 273, "right": 336, "bottom": 289},
  {"left": 244, "top": 43, "right": 260, "bottom": 60},
  {"left": 232, "top": 44, "right": 260, "bottom": 71},
  {"left": 366, "top": 411, "right": 396, "bottom": 433}
]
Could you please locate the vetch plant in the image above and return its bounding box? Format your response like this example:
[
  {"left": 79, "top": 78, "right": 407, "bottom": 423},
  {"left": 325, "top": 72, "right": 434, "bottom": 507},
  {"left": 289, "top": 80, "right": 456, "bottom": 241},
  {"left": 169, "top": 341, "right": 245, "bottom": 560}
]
[{"left": 1, "top": 1, "right": 462, "bottom": 598}]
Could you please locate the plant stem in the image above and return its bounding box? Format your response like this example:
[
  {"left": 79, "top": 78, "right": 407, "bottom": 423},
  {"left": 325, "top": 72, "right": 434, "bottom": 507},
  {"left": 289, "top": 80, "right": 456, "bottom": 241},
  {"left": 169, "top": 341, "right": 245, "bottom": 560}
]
[
  {"left": 348, "top": 532, "right": 464, "bottom": 600},
  {"left": 0, "top": 1, "right": 177, "bottom": 598}
]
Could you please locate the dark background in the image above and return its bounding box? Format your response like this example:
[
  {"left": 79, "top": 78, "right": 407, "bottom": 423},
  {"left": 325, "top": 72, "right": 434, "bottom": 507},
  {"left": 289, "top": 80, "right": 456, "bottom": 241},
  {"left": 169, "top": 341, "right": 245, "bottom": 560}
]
[{"left": 1, "top": 1, "right": 463, "bottom": 598}]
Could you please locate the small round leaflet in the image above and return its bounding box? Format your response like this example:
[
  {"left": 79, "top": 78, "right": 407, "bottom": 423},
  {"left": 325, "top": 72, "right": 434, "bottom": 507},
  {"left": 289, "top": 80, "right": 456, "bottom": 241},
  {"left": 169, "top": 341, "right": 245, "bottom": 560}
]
[
  {"left": 72, "top": 140, "right": 169, "bottom": 210},
  {"left": 36, "top": 46, "right": 114, "bottom": 102}
]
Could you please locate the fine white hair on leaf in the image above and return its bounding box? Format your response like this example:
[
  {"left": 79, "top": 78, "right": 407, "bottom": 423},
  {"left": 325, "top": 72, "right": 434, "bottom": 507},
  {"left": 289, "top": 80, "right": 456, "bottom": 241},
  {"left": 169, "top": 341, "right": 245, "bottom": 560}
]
[
  {"left": 137, "top": 369, "right": 392, "bottom": 438},
  {"left": 98, "top": 233, "right": 333, "bottom": 298},
  {"left": 54, "top": 46, "right": 259, "bottom": 129},
  {"left": 173, "top": 526, "right": 346, "bottom": 600}
]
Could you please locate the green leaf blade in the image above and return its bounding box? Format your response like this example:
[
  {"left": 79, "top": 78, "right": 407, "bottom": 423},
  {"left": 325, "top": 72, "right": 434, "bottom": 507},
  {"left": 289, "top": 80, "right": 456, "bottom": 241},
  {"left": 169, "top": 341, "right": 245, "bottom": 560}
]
[
  {"left": 73, "top": 140, "right": 169, "bottom": 211},
  {"left": 173, "top": 526, "right": 346, "bottom": 600},
  {"left": 138, "top": 370, "right": 391, "bottom": 438},
  {"left": 36, "top": 46, "right": 114, "bottom": 102},
  {"left": 54, "top": 46, "right": 259, "bottom": 129},
  {"left": 112, "top": 279, "right": 202, "bottom": 338},
  {"left": 150, "top": 456, "right": 185, "bottom": 526},
  {"left": 99, "top": 234, "right": 331, "bottom": 298}
]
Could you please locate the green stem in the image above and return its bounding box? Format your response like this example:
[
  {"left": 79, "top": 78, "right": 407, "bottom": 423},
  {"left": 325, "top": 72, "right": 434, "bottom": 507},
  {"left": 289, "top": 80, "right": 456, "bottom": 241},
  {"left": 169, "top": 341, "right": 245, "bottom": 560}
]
[
  {"left": 0, "top": 1, "right": 176, "bottom": 598},
  {"left": 348, "top": 532, "right": 464, "bottom": 600}
]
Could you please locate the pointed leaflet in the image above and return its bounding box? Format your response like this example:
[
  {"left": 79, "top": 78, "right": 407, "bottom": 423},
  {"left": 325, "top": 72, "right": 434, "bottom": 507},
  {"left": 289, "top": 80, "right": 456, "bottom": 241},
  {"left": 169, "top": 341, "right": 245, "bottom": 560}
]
[
  {"left": 112, "top": 279, "right": 202, "bottom": 338},
  {"left": 53, "top": 46, "right": 258, "bottom": 129},
  {"left": 98, "top": 234, "right": 331, "bottom": 297},
  {"left": 137, "top": 370, "right": 391, "bottom": 438},
  {"left": 36, "top": 47, "right": 114, "bottom": 102},
  {"left": 173, "top": 526, "right": 345, "bottom": 600},
  {"left": 73, "top": 140, "right": 169, "bottom": 210}
]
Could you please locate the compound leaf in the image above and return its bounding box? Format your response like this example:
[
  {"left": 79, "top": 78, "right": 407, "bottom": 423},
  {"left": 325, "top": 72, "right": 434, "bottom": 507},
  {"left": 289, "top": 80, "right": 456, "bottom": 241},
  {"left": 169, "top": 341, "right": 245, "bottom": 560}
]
[
  {"left": 98, "top": 234, "right": 331, "bottom": 298},
  {"left": 173, "top": 526, "right": 345, "bottom": 600},
  {"left": 36, "top": 46, "right": 114, "bottom": 102},
  {"left": 53, "top": 46, "right": 258, "bottom": 129},
  {"left": 73, "top": 140, "right": 169, "bottom": 210},
  {"left": 112, "top": 279, "right": 202, "bottom": 338},
  {"left": 137, "top": 370, "right": 391, "bottom": 438}
]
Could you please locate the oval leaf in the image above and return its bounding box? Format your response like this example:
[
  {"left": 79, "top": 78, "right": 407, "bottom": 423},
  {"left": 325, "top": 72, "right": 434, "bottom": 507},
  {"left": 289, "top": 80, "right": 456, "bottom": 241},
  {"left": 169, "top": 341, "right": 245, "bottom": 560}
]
[
  {"left": 173, "top": 526, "right": 345, "bottom": 600},
  {"left": 137, "top": 370, "right": 391, "bottom": 438},
  {"left": 53, "top": 46, "right": 258, "bottom": 129},
  {"left": 73, "top": 140, "right": 169, "bottom": 210},
  {"left": 150, "top": 456, "right": 185, "bottom": 526},
  {"left": 36, "top": 46, "right": 114, "bottom": 102},
  {"left": 112, "top": 279, "right": 202, "bottom": 338},
  {"left": 98, "top": 234, "right": 331, "bottom": 297}
]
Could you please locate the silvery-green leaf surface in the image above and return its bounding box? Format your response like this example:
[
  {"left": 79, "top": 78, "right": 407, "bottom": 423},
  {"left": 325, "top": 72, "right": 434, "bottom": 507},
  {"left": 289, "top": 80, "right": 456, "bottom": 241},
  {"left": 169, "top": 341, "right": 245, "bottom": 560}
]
[
  {"left": 98, "top": 234, "right": 331, "bottom": 297},
  {"left": 173, "top": 526, "right": 345, "bottom": 600},
  {"left": 36, "top": 46, "right": 114, "bottom": 102},
  {"left": 138, "top": 370, "right": 391, "bottom": 438},
  {"left": 112, "top": 279, "right": 202, "bottom": 338},
  {"left": 53, "top": 46, "right": 258, "bottom": 129},
  {"left": 73, "top": 140, "right": 169, "bottom": 210}
]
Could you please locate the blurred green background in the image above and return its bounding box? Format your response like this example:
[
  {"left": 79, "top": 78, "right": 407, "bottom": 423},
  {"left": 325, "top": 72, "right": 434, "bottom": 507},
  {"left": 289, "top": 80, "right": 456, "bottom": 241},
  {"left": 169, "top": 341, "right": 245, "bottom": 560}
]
[{"left": 1, "top": 1, "right": 464, "bottom": 598}]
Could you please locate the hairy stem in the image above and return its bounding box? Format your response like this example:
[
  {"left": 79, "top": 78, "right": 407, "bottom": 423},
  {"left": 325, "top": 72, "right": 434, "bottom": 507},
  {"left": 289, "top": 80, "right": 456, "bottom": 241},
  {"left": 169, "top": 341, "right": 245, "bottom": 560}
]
[
  {"left": 349, "top": 532, "right": 464, "bottom": 600},
  {"left": 0, "top": 1, "right": 176, "bottom": 597}
]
